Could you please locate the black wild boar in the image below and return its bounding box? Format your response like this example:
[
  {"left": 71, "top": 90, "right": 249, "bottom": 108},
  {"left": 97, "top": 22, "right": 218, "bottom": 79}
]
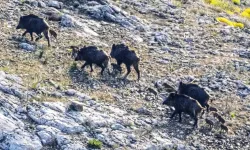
[
  {"left": 213, "top": 112, "right": 226, "bottom": 124},
  {"left": 147, "top": 87, "right": 158, "bottom": 96},
  {"left": 220, "top": 124, "right": 229, "bottom": 133},
  {"left": 16, "top": 14, "right": 57, "bottom": 47},
  {"left": 70, "top": 46, "right": 110, "bottom": 75},
  {"left": 209, "top": 106, "right": 218, "bottom": 112},
  {"left": 110, "top": 44, "right": 140, "bottom": 80},
  {"left": 177, "top": 82, "right": 210, "bottom": 113},
  {"left": 162, "top": 92, "right": 204, "bottom": 128},
  {"left": 212, "top": 112, "right": 219, "bottom": 118},
  {"left": 205, "top": 118, "right": 214, "bottom": 128}
]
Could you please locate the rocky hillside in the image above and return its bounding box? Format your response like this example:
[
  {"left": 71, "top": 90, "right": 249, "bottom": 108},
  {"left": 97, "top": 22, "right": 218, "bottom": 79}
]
[{"left": 0, "top": 0, "right": 250, "bottom": 149}]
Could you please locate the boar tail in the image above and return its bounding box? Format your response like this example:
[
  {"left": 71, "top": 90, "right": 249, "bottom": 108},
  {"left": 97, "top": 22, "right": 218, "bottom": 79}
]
[{"left": 49, "top": 29, "right": 57, "bottom": 39}]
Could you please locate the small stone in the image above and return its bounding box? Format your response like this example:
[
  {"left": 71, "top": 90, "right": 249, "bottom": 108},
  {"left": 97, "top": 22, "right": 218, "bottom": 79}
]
[
  {"left": 30, "top": 1, "right": 38, "bottom": 7},
  {"left": 47, "top": 12, "right": 62, "bottom": 21},
  {"left": 60, "top": 15, "right": 77, "bottom": 27},
  {"left": 19, "top": 43, "right": 35, "bottom": 51},
  {"left": 111, "top": 123, "right": 125, "bottom": 130},
  {"left": 73, "top": 1, "right": 80, "bottom": 8},
  {"left": 67, "top": 101, "right": 84, "bottom": 112},
  {"left": 38, "top": 1, "right": 46, "bottom": 8},
  {"left": 65, "top": 89, "right": 77, "bottom": 96},
  {"left": 48, "top": 0, "right": 63, "bottom": 9},
  {"left": 37, "top": 130, "right": 56, "bottom": 146}
]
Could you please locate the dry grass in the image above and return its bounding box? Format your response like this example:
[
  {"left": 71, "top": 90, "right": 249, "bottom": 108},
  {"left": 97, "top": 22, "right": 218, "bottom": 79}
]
[
  {"left": 212, "top": 93, "right": 250, "bottom": 132},
  {"left": 32, "top": 95, "right": 67, "bottom": 102},
  {"left": 90, "top": 90, "right": 115, "bottom": 103}
]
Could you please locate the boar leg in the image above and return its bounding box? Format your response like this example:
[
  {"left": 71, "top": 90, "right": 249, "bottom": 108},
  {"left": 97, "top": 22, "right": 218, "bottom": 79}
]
[
  {"left": 97, "top": 64, "right": 105, "bottom": 75},
  {"left": 133, "top": 62, "right": 140, "bottom": 80},
  {"left": 22, "top": 31, "right": 28, "bottom": 37},
  {"left": 89, "top": 63, "right": 93, "bottom": 72},
  {"left": 192, "top": 114, "right": 198, "bottom": 128},
  {"left": 178, "top": 112, "right": 182, "bottom": 122},
  {"left": 123, "top": 64, "right": 131, "bottom": 79},
  {"left": 43, "top": 30, "right": 51, "bottom": 47},
  {"left": 193, "top": 118, "right": 198, "bottom": 128},
  {"left": 29, "top": 32, "right": 34, "bottom": 41},
  {"left": 205, "top": 103, "right": 210, "bottom": 112}
]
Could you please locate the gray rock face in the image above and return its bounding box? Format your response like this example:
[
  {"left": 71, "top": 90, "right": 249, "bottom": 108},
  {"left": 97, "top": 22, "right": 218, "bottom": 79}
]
[
  {"left": 2, "top": 130, "right": 43, "bottom": 150},
  {"left": 37, "top": 125, "right": 60, "bottom": 146},
  {"left": 27, "top": 104, "right": 86, "bottom": 134},
  {"left": 61, "top": 15, "right": 78, "bottom": 27},
  {"left": 79, "top": 4, "right": 144, "bottom": 29},
  {"left": 0, "top": 69, "right": 196, "bottom": 150},
  {"left": 0, "top": 114, "right": 42, "bottom": 150}
]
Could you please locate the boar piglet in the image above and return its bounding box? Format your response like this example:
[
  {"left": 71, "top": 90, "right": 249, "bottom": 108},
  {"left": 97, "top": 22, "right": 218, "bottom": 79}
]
[
  {"left": 205, "top": 118, "right": 214, "bottom": 129},
  {"left": 71, "top": 46, "right": 110, "bottom": 75},
  {"left": 220, "top": 124, "right": 229, "bottom": 133},
  {"left": 209, "top": 106, "right": 218, "bottom": 112},
  {"left": 163, "top": 92, "right": 204, "bottom": 128},
  {"left": 213, "top": 112, "right": 226, "bottom": 124}
]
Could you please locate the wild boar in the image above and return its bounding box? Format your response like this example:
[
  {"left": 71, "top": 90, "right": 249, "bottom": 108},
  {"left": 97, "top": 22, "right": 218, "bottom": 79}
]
[
  {"left": 16, "top": 14, "right": 57, "bottom": 47},
  {"left": 209, "top": 106, "right": 218, "bottom": 112},
  {"left": 110, "top": 44, "right": 140, "bottom": 80},
  {"left": 70, "top": 46, "right": 110, "bottom": 75},
  {"left": 220, "top": 124, "right": 229, "bottom": 133},
  {"left": 177, "top": 82, "right": 210, "bottom": 113},
  {"left": 205, "top": 118, "right": 214, "bottom": 128},
  {"left": 162, "top": 92, "right": 204, "bottom": 128},
  {"left": 213, "top": 112, "right": 226, "bottom": 124}
]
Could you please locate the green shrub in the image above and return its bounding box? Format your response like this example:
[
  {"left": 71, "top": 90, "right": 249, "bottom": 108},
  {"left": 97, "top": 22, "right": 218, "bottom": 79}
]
[
  {"left": 87, "top": 139, "right": 102, "bottom": 149},
  {"left": 230, "top": 112, "right": 236, "bottom": 118}
]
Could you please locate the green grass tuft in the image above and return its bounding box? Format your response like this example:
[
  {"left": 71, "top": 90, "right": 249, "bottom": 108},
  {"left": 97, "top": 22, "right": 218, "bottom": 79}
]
[
  {"left": 87, "top": 139, "right": 102, "bottom": 149},
  {"left": 230, "top": 112, "right": 236, "bottom": 118}
]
